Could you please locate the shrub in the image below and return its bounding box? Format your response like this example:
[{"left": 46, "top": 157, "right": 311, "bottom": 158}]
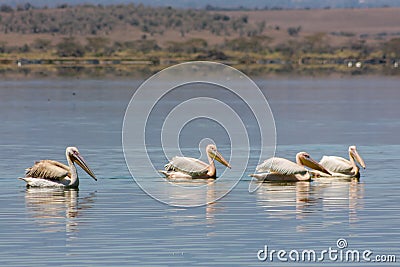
[{"left": 56, "top": 37, "right": 85, "bottom": 57}]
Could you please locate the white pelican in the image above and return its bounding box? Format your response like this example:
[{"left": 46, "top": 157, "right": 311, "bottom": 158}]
[
  {"left": 159, "top": 144, "right": 231, "bottom": 179},
  {"left": 312, "top": 145, "right": 366, "bottom": 178},
  {"left": 19, "top": 147, "right": 97, "bottom": 188},
  {"left": 249, "top": 152, "right": 331, "bottom": 182}
]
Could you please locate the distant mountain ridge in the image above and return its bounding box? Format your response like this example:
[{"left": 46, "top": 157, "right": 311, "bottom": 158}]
[{"left": 3, "top": 0, "right": 400, "bottom": 9}]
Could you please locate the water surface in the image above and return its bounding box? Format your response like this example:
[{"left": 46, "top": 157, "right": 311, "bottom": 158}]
[{"left": 0, "top": 77, "right": 399, "bottom": 266}]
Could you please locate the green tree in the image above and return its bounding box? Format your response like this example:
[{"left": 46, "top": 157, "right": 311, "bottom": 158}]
[
  {"left": 134, "top": 40, "right": 160, "bottom": 53},
  {"left": 275, "top": 40, "right": 300, "bottom": 59},
  {"left": 33, "top": 38, "right": 52, "bottom": 51},
  {"left": 384, "top": 38, "right": 400, "bottom": 58},
  {"left": 166, "top": 38, "right": 207, "bottom": 54},
  {"left": 85, "top": 37, "right": 110, "bottom": 54},
  {"left": 301, "top": 33, "right": 331, "bottom": 53},
  {"left": 56, "top": 37, "right": 85, "bottom": 57},
  {"left": 183, "top": 38, "right": 208, "bottom": 53},
  {"left": 19, "top": 44, "right": 30, "bottom": 53},
  {"left": 0, "top": 41, "right": 7, "bottom": 53},
  {"left": 223, "top": 36, "right": 271, "bottom": 53},
  {"left": 0, "top": 4, "right": 13, "bottom": 12},
  {"left": 287, "top": 26, "right": 301, "bottom": 37}
]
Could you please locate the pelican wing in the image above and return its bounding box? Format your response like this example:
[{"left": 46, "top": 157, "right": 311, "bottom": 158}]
[
  {"left": 165, "top": 156, "right": 209, "bottom": 177},
  {"left": 319, "top": 156, "right": 352, "bottom": 173},
  {"left": 256, "top": 157, "right": 307, "bottom": 175},
  {"left": 25, "top": 160, "right": 70, "bottom": 180}
]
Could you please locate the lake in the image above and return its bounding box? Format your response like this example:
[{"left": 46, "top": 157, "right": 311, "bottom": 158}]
[{"left": 0, "top": 76, "right": 399, "bottom": 266}]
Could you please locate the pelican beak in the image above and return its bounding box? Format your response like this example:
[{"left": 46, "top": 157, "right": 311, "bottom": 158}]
[
  {"left": 350, "top": 148, "right": 366, "bottom": 169},
  {"left": 73, "top": 153, "right": 97, "bottom": 181},
  {"left": 211, "top": 150, "right": 231, "bottom": 169},
  {"left": 301, "top": 155, "right": 331, "bottom": 175}
]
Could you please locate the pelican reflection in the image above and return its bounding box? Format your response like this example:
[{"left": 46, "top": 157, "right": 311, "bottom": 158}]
[
  {"left": 255, "top": 181, "right": 316, "bottom": 220},
  {"left": 164, "top": 179, "right": 224, "bottom": 236},
  {"left": 255, "top": 178, "right": 365, "bottom": 230},
  {"left": 313, "top": 177, "right": 364, "bottom": 225},
  {"left": 24, "top": 187, "right": 96, "bottom": 233}
]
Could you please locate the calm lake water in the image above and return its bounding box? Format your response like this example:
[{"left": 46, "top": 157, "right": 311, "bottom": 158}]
[{"left": 0, "top": 77, "right": 399, "bottom": 266}]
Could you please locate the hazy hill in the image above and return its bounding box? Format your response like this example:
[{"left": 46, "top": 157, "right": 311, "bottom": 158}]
[
  {"left": 0, "top": 3, "right": 399, "bottom": 77},
  {"left": 1, "top": 4, "right": 399, "bottom": 49}
]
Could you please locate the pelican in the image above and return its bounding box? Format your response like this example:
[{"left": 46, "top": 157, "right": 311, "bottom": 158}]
[
  {"left": 159, "top": 144, "right": 231, "bottom": 179},
  {"left": 19, "top": 147, "right": 97, "bottom": 188},
  {"left": 312, "top": 145, "right": 366, "bottom": 178},
  {"left": 249, "top": 152, "right": 331, "bottom": 182}
]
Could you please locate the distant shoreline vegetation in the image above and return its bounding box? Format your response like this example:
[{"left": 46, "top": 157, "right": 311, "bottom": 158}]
[
  {"left": 1, "top": 1, "right": 399, "bottom": 10},
  {"left": 0, "top": 3, "right": 399, "bottom": 77}
]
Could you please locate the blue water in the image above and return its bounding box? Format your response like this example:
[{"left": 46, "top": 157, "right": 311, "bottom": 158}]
[{"left": 0, "top": 77, "right": 399, "bottom": 266}]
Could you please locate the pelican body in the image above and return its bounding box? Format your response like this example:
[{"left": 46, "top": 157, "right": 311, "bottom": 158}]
[
  {"left": 249, "top": 152, "right": 331, "bottom": 182},
  {"left": 159, "top": 144, "right": 231, "bottom": 179},
  {"left": 20, "top": 147, "right": 97, "bottom": 188},
  {"left": 313, "top": 146, "right": 366, "bottom": 178}
]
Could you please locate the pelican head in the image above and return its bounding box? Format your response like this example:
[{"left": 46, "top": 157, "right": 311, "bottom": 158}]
[
  {"left": 349, "top": 145, "right": 366, "bottom": 169},
  {"left": 296, "top": 152, "right": 331, "bottom": 175},
  {"left": 66, "top": 147, "right": 97, "bottom": 181},
  {"left": 206, "top": 144, "right": 231, "bottom": 169}
]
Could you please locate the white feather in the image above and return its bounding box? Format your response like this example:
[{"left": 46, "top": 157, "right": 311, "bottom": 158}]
[
  {"left": 25, "top": 160, "right": 70, "bottom": 180},
  {"left": 256, "top": 157, "right": 307, "bottom": 175},
  {"left": 319, "top": 156, "right": 353, "bottom": 173},
  {"left": 165, "top": 156, "right": 209, "bottom": 176}
]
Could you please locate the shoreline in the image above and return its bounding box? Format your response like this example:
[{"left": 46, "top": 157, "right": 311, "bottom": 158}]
[
  {"left": 1, "top": 62, "right": 398, "bottom": 79},
  {"left": 1, "top": 64, "right": 399, "bottom": 80}
]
